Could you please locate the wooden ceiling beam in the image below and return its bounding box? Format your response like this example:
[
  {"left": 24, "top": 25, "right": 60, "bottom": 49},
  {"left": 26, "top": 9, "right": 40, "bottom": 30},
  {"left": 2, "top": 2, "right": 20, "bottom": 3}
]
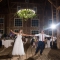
[
  {"left": 48, "top": 0, "right": 57, "bottom": 8},
  {"left": 0, "top": 0, "right": 2, "bottom": 2},
  {"left": 7, "top": 0, "right": 10, "bottom": 13}
]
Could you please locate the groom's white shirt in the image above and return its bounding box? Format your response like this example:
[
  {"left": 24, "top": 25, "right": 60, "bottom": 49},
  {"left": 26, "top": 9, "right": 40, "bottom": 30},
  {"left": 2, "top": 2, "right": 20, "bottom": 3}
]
[{"left": 35, "top": 33, "right": 50, "bottom": 41}]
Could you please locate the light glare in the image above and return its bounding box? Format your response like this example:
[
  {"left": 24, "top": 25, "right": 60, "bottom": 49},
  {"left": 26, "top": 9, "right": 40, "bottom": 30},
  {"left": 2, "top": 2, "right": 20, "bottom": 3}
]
[{"left": 50, "top": 24, "right": 56, "bottom": 29}]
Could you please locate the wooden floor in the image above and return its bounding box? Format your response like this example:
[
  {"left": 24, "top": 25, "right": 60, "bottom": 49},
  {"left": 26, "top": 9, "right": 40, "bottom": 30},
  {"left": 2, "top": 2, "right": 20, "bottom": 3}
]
[
  {"left": 11, "top": 48, "right": 50, "bottom": 60},
  {"left": 0, "top": 43, "right": 60, "bottom": 60}
]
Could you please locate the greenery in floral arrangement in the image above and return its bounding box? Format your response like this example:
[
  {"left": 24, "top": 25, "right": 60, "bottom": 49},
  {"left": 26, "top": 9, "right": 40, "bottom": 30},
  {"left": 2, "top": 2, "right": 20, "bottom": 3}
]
[{"left": 16, "top": 9, "right": 36, "bottom": 21}]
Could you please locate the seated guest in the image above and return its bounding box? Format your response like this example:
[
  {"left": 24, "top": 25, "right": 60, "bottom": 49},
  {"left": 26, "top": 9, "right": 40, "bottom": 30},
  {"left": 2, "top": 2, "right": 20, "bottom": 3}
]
[
  {"left": 30, "top": 37, "right": 38, "bottom": 48},
  {"left": 30, "top": 37, "right": 35, "bottom": 46},
  {"left": 50, "top": 37, "right": 57, "bottom": 49}
]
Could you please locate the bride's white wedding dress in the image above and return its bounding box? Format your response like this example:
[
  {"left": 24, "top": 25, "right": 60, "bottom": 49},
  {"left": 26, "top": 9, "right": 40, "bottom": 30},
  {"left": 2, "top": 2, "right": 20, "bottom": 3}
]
[{"left": 12, "top": 34, "right": 25, "bottom": 55}]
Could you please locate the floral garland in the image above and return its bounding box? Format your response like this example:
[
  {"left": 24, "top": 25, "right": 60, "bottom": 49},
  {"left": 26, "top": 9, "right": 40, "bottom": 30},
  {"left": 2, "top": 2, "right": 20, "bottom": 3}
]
[{"left": 17, "top": 9, "right": 36, "bottom": 21}]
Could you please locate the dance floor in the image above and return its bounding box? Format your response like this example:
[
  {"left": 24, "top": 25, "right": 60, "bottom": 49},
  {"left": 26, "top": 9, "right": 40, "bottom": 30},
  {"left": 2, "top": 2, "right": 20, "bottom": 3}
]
[{"left": 0, "top": 43, "right": 60, "bottom": 60}]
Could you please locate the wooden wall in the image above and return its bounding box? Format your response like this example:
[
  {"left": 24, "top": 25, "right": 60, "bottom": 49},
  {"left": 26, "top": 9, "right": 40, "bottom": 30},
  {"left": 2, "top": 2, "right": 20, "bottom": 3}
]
[{"left": 0, "top": 2, "right": 45, "bottom": 34}]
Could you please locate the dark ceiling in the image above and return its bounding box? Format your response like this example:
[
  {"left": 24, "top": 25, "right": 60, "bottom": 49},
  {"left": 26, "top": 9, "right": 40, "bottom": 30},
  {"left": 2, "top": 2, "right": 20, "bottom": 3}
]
[
  {"left": 0, "top": 0, "right": 46, "bottom": 10},
  {"left": 0, "top": 0, "right": 60, "bottom": 14},
  {"left": 0, "top": 0, "right": 60, "bottom": 7},
  {"left": 0, "top": 0, "right": 60, "bottom": 8}
]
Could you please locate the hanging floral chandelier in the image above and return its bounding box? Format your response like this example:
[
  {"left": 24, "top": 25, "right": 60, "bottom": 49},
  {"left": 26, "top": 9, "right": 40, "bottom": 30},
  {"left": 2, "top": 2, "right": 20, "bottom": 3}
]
[{"left": 16, "top": 9, "right": 36, "bottom": 21}]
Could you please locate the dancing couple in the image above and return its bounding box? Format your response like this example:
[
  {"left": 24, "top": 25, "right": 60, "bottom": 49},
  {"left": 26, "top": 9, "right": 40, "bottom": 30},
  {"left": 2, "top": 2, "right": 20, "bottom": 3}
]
[{"left": 11, "top": 29, "right": 50, "bottom": 60}]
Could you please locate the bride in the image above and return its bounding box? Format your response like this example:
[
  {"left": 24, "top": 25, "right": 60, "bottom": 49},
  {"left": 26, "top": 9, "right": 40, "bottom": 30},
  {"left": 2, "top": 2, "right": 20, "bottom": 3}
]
[{"left": 11, "top": 29, "right": 30, "bottom": 60}]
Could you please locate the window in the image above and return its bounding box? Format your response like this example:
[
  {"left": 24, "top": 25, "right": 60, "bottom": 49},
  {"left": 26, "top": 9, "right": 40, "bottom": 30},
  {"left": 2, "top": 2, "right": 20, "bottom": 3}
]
[
  {"left": 17, "top": 6, "right": 21, "bottom": 11},
  {"left": 0, "top": 18, "right": 4, "bottom": 24},
  {"left": 33, "top": 7, "right": 37, "bottom": 13},
  {"left": 31, "top": 19, "right": 39, "bottom": 27},
  {"left": 48, "top": 19, "right": 52, "bottom": 25},
  {"left": 31, "top": 30, "right": 39, "bottom": 34},
  {"left": 14, "top": 29, "right": 19, "bottom": 33},
  {"left": 0, "top": 29, "right": 4, "bottom": 34},
  {"left": 14, "top": 18, "right": 22, "bottom": 26},
  {"left": 49, "top": 30, "right": 52, "bottom": 35}
]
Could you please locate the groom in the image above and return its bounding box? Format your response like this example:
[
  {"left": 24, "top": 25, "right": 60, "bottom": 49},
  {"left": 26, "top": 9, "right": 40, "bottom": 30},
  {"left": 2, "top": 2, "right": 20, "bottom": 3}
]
[{"left": 34, "top": 30, "right": 50, "bottom": 55}]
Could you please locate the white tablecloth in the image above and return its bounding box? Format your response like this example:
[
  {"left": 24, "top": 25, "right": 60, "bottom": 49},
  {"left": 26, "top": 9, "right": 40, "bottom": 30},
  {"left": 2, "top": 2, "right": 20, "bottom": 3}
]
[
  {"left": 45, "top": 40, "right": 50, "bottom": 48},
  {"left": 2, "top": 40, "right": 14, "bottom": 48}
]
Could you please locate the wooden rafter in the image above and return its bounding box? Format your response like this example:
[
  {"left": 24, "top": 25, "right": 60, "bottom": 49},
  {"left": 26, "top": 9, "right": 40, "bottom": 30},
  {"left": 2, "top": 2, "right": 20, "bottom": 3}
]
[
  {"left": 7, "top": 0, "right": 10, "bottom": 13},
  {"left": 0, "top": 0, "right": 2, "bottom": 2},
  {"left": 48, "top": 0, "right": 57, "bottom": 8}
]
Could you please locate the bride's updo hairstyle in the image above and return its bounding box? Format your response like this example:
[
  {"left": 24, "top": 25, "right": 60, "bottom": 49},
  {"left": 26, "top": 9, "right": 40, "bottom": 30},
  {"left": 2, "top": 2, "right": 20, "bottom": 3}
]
[{"left": 19, "top": 29, "right": 23, "bottom": 34}]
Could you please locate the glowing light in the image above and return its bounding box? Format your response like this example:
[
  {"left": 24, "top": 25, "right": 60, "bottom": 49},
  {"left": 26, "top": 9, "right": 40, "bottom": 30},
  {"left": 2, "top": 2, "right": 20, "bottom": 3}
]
[
  {"left": 43, "top": 23, "right": 60, "bottom": 30},
  {"left": 50, "top": 24, "right": 56, "bottom": 29}
]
